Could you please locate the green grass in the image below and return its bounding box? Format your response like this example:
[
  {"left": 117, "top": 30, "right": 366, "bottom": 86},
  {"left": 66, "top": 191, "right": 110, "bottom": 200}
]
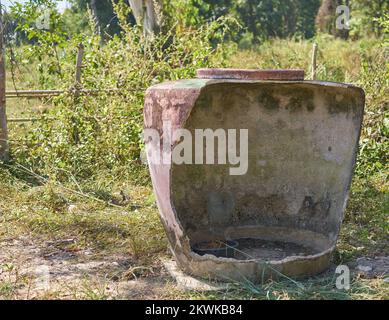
[
  {"left": 0, "top": 165, "right": 387, "bottom": 300},
  {"left": 338, "top": 173, "right": 388, "bottom": 262},
  {"left": 228, "top": 36, "right": 381, "bottom": 83},
  {"left": 183, "top": 276, "right": 388, "bottom": 300},
  {"left": 0, "top": 167, "right": 165, "bottom": 259}
]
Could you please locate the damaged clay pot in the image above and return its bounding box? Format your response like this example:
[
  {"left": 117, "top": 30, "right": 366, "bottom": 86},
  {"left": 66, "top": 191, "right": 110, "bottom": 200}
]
[{"left": 143, "top": 68, "right": 365, "bottom": 282}]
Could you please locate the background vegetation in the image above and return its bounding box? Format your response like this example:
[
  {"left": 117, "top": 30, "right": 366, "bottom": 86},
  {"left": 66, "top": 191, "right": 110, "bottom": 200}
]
[{"left": 0, "top": 0, "right": 387, "bottom": 299}]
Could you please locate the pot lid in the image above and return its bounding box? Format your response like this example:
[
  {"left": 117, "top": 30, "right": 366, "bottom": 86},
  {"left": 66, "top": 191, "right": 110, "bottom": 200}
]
[{"left": 196, "top": 68, "right": 304, "bottom": 81}]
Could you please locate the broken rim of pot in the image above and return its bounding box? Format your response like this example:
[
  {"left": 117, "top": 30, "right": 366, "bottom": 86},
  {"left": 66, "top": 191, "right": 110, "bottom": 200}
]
[{"left": 196, "top": 68, "right": 305, "bottom": 81}]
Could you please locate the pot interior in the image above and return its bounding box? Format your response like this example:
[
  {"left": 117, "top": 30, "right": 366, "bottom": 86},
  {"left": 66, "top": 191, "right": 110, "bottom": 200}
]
[{"left": 170, "top": 82, "right": 363, "bottom": 261}]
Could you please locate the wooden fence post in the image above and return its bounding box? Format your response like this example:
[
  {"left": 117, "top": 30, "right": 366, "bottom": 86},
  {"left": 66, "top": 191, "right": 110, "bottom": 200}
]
[
  {"left": 74, "top": 43, "right": 84, "bottom": 102},
  {"left": 0, "top": 1, "right": 9, "bottom": 161},
  {"left": 75, "top": 43, "right": 84, "bottom": 86},
  {"left": 311, "top": 43, "right": 318, "bottom": 81},
  {"left": 72, "top": 43, "right": 84, "bottom": 145}
]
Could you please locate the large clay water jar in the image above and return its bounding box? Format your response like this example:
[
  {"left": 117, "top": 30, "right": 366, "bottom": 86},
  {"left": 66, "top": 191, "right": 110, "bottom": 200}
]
[{"left": 143, "top": 69, "right": 365, "bottom": 282}]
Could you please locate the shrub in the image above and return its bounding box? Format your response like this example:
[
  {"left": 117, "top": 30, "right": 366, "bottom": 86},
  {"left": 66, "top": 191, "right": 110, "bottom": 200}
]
[
  {"left": 10, "top": 3, "right": 236, "bottom": 183},
  {"left": 355, "top": 15, "right": 388, "bottom": 177}
]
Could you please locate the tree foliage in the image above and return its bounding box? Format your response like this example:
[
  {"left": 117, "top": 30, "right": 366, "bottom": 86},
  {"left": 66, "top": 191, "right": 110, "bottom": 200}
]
[
  {"left": 4, "top": 0, "right": 388, "bottom": 181},
  {"left": 235, "top": 0, "right": 321, "bottom": 43},
  {"left": 349, "top": 0, "right": 389, "bottom": 38},
  {"left": 59, "top": 0, "right": 388, "bottom": 43},
  {"left": 68, "top": 0, "right": 131, "bottom": 36}
]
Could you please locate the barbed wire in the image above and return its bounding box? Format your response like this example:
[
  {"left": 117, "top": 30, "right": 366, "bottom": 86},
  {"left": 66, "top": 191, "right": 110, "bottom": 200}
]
[{"left": 1, "top": 2, "right": 147, "bottom": 129}]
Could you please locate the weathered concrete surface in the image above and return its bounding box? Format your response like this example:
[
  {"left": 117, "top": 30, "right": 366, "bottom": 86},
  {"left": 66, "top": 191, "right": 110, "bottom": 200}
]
[
  {"left": 144, "top": 78, "right": 365, "bottom": 282},
  {"left": 163, "top": 259, "right": 229, "bottom": 291},
  {"left": 197, "top": 68, "right": 305, "bottom": 81}
]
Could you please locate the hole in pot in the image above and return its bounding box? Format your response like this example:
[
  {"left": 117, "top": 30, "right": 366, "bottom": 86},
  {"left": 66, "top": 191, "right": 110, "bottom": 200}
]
[
  {"left": 192, "top": 240, "right": 239, "bottom": 258},
  {"left": 192, "top": 237, "right": 318, "bottom": 261}
]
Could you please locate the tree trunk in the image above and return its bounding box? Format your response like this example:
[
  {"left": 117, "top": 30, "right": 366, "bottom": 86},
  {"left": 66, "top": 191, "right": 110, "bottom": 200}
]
[
  {"left": 129, "top": 0, "right": 160, "bottom": 37},
  {"left": 90, "top": 0, "right": 100, "bottom": 35},
  {"left": 315, "top": 0, "right": 349, "bottom": 39}
]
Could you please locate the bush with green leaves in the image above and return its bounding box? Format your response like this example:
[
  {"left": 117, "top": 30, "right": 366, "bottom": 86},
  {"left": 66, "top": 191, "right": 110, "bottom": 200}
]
[
  {"left": 9, "top": 1, "right": 236, "bottom": 183},
  {"left": 355, "top": 15, "right": 388, "bottom": 178},
  {"left": 5, "top": 1, "right": 387, "bottom": 184}
]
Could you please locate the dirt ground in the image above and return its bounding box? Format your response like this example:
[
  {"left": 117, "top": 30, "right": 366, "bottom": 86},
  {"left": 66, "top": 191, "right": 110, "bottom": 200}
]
[
  {"left": 0, "top": 235, "right": 175, "bottom": 299},
  {"left": 1, "top": 234, "right": 388, "bottom": 300}
]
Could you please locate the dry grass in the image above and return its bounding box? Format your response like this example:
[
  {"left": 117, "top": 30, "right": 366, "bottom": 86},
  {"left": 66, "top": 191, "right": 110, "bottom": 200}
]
[{"left": 0, "top": 165, "right": 387, "bottom": 300}]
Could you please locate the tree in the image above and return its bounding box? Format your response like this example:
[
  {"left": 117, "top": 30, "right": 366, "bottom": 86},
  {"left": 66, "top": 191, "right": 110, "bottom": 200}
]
[
  {"left": 349, "top": 0, "right": 389, "bottom": 37},
  {"left": 69, "top": 0, "right": 123, "bottom": 36},
  {"left": 236, "top": 0, "right": 321, "bottom": 43},
  {"left": 315, "top": 0, "right": 389, "bottom": 39},
  {"left": 315, "top": 0, "right": 350, "bottom": 38},
  {"left": 294, "top": 0, "right": 322, "bottom": 38},
  {"left": 128, "top": 0, "right": 160, "bottom": 36},
  {"left": 316, "top": 0, "right": 337, "bottom": 33},
  {"left": 69, "top": 0, "right": 162, "bottom": 38}
]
